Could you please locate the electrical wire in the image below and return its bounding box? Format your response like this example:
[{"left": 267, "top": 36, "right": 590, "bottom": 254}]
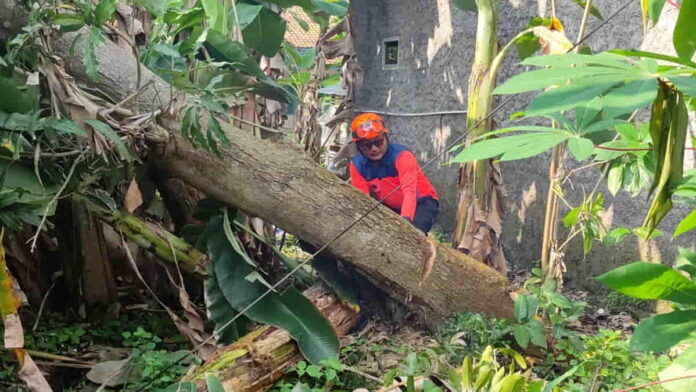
[{"left": 135, "top": 1, "right": 634, "bottom": 389}]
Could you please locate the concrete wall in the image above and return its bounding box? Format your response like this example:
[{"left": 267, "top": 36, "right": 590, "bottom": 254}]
[{"left": 350, "top": 0, "right": 695, "bottom": 288}]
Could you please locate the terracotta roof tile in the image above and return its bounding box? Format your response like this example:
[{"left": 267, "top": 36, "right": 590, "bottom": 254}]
[{"left": 282, "top": 7, "right": 321, "bottom": 49}]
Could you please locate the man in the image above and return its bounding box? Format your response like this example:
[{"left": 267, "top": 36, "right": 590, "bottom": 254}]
[{"left": 349, "top": 113, "right": 439, "bottom": 234}]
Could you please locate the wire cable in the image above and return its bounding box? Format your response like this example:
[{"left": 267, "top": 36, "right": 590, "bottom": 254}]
[{"left": 135, "top": 1, "right": 634, "bottom": 389}]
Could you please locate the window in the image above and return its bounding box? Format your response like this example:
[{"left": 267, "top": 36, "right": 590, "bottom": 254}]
[{"left": 382, "top": 38, "right": 399, "bottom": 69}]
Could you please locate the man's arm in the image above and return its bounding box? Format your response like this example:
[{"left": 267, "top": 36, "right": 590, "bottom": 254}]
[
  {"left": 395, "top": 151, "right": 419, "bottom": 221},
  {"left": 349, "top": 161, "right": 370, "bottom": 195}
]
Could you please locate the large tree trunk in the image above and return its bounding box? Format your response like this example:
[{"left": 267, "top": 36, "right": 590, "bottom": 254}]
[{"left": 0, "top": 1, "right": 512, "bottom": 322}]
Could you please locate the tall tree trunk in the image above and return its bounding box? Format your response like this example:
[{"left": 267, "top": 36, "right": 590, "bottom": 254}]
[
  {"left": 0, "top": 3, "right": 513, "bottom": 321},
  {"left": 452, "top": 0, "right": 508, "bottom": 275}
]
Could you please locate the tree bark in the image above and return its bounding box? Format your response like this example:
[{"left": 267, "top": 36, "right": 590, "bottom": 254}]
[{"left": 0, "top": 3, "right": 513, "bottom": 322}]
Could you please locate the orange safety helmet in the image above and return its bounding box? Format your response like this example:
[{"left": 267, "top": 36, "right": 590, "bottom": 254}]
[{"left": 350, "top": 113, "right": 388, "bottom": 143}]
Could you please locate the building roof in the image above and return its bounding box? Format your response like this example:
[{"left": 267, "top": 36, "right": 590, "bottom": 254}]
[{"left": 282, "top": 7, "right": 321, "bottom": 49}]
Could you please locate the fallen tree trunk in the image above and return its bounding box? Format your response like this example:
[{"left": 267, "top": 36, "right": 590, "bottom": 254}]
[
  {"left": 185, "top": 285, "right": 358, "bottom": 391},
  {"left": 0, "top": 1, "right": 512, "bottom": 322}
]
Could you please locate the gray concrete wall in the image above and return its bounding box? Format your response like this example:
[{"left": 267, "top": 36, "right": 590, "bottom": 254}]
[{"left": 350, "top": 0, "right": 695, "bottom": 288}]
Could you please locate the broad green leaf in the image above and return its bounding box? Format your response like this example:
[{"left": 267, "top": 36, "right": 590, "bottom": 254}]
[
  {"left": 574, "top": 98, "right": 602, "bottom": 130},
  {"left": 527, "top": 319, "right": 547, "bottom": 348},
  {"left": 494, "top": 67, "right": 624, "bottom": 95},
  {"left": 631, "top": 310, "right": 696, "bottom": 351},
  {"left": 204, "top": 30, "right": 265, "bottom": 77},
  {"left": 541, "top": 364, "right": 582, "bottom": 392},
  {"left": 604, "top": 227, "right": 631, "bottom": 245},
  {"left": 206, "top": 373, "right": 225, "bottom": 392},
  {"left": 673, "top": 0, "right": 696, "bottom": 61},
  {"left": 94, "top": 0, "right": 117, "bottom": 26},
  {"left": 453, "top": 0, "right": 477, "bottom": 11},
  {"left": 0, "top": 77, "right": 33, "bottom": 114},
  {"left": 85, "top": 119, "right": 135, "bottom": 162},
  {"left": 206, "top": 271, "right": 248, "bottom": 344},
  {"left": 647, "top": 0, "right": 666, "bottom": 26},
  {"left": 567, "top": 137, "right": 594, "bottom": 161},
  {"left": 570, "top": 0, "right": 603, "bottom": 20},
  {"left": 500, "top": 134, "right": 569, "bottom": 161},
  {"left": 514, "top": 295, "right": 529, "bottom": 322},
  {"left": 610, "top": 49, "right": 696, "bottom": 68},
  {"left": 607, "top": 161, "right": 624, "bottom": 196},
  {"left": 600, "top": 78, "right": 658, "bottom": 118},
  {"left": 674, "top": 209, "right": 696, "bottom": 237},
  {"left": 310, "top": 0, "right": 348, "bottom": 16},
  {"left": 669, "top": 75, "right": 696, "bottom": 97},
  {"left": 201, "top": 0, "right": 229, "bottom": 35},
  {"left": 579, "top": 119, "right": 627, "bottom": 135},
  {"left": 515, "top": 32, "right": 540, "bottom": 61},
  {"left": 242, "top": 7, "right": 287, "bottom": 57},
  {"left": 234, "top": 3, "right": 264, "bottom": 29},
  {"left": 521, "top": 53, "right": 632, "bottom": 69},
  {"left": 597, "top": 262, "right": 696, "bottom": 304},
  {"left": 451, "top": 132, "right": 567, "bottom": 163},
  {"left": 526, "top": 79, "right": 621, "bottom": 116},
  {"left": 205, "top": 217, "right": 339, "bottom": 364},
  {"left": 658, "top": 345, "right": 696, "bottom": 392},
  {"left": 51, "top": 13, "right": 85, "bottom": 32},
  {"left": 676, "top": 248, "right": 696, "bottom": 279},
  {"left": 84, "top": 27, "right": 107, "bottom": 82},
  {"left": 49, "top": 119, "right": 87, "bottom": 136}
]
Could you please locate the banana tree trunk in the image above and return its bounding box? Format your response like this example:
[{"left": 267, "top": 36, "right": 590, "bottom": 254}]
[
  {"left": 186, "top": 284, "right": 357, "bottom": 392},
  {"left": 452, "top": 0, "right": 508, "bottom": 275},
  {"left": 0, "top": 1, "right": 513, "bottom": 322}
]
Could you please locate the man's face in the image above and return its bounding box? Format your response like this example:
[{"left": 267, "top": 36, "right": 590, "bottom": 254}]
[{"left": 357, "top": 136, "right": 388, "bottom": 161}]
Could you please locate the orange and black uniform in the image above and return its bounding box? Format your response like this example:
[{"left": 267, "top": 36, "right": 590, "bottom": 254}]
[{"left": 350, "top": 143, "right": 439, "bottom": 233}]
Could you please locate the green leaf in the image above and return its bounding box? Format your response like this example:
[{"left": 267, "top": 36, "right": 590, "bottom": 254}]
[
  {"left": 94, "top": 0, "right": 117, "bottom": 26},
  {"left": 541, "top": 364, "right": 582, "bottom": 392},
  {"left": 206, "top": 271, "right": 248, "bottom": 345},
  {"left": 607, "top": 161, "right": 624, "bottom": 196},
  {"left": 604, "top": 227, "right": 631, "bottom": 246},
  {"left": 242, "top": 6, "right": 287, "bottom": 57},
  {"left": 647, "top": 0, "right": 666, "bottom": 25},
  {"left": 201, "top": 0, "right": 229, "bottom": 35},
  {"left": 493, "top": 67, "right": 623, "bottom": 95},
  {"left": 612, "top": 49, "right": 696, "bottom": 67},
  {"left": 206, "top": 373, "right": 225, "bottom": 392},
  {"left": 51, "top": 13, "right": 85, "bottom": 32},
  {"left": 306, "top": 365, "right": 322, "bottom": 378},
  {"left": 597, "top": 262, "right": 696, "bottom": 304},
  {"left": 161, "top": 382, "right": 197, "bottom": 392},
  {"left": 527, "top": 319, "right": 547, "bottom": 348},
  {"left": 673, "top": 0, "right": 696, "bottom": 61},
  {"left": 512, "top": 325, "right": 530, "bottom": 349},
  {"left": 453, "top": 0, "right": 477, "bottom": 11},
  {"left": 514, "top": 295, "right": 529, "bottom": 322},
  {"left": 676, "top": 248, "right": 696, "bottom": 279},
  {"left": 567, "top": 137, "right": 594, "bottom": 161},
  {"left": 310, "top": 0, "right": 348, "bottom": 16},
  {"left": 84, "top": 27, "right": 107, "bottom": 82},
  {"left": 658, "top": 345, "right": 696, "bottom": 392},
  {"left": 570, "top": 0, "right": 603, "bottom": 20},
  {"left": 522, "top": 53, "right": 632, "bottom": 69},
  {"left": 204, "top": 30, "right": 265, "bottom": 77},
  {"left": 601, "top": 78, "right": 658, "bottom": 118},
  {"left": 669, "top": 75, "right": 696, "bottom": 97},
  {"left": 631, "top": 310, "right": 696, "bottom": 352},
  {"left": 85, "top": 119, "right": 134, "bottom": 162},
  {"left": 234, "top": 3, "right": 264, "bottom": 29},
  {"left": 49, "top": 119, "right": 87, "bottom": 136},
  {"left": 674, "top": 209, "right": 696, "bottom": 237},
  {"left": 548, "top": 293, "right": 572, "bottom": 309},
  {"left": 0, "top": 77, "right": 33, "bottom": 114},
  {"left": 205, "top": 217, "right": 339, "bottom": 364},
  {"left": 526, "top": 79, "right": 621, "bottom": 117},
  {"left": 451, "top": 132, "right": 568, "bottom": 163}
]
